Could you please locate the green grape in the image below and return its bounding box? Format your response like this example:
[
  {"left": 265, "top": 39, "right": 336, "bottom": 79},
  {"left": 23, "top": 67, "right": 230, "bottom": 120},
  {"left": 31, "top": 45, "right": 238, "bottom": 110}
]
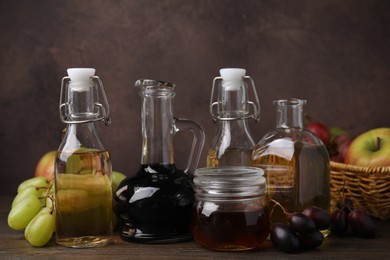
[
  {"left": 17, "top": 176, "right": 48, "bottom": 193},
  {"left": 39, "top": 190, "right": 48, "bottom": 207},
  {"left": 37, "top": 186, "right": 50, "bottom": 194},
  {"left": 56, "top": 173, "right": 110, "bottom": 193},
  {"left": 112, "top": 171, "right": 126, "bottom": 193},
  {"left": 65, "top": 153, "right": 84, "bottom": 174},
  {"left": 12, "top": 185, "right": 40, "bottom": 208},
  {"left": 45, "top": 193, "right": 55, "bottom": 209},
  {"left": 50, "top": 183, "right": 55, "bottom": 192},
  {"left": 8, "top": 195, "right": 42, "bottom": 230},
  {"left": 26, "top": 207, "right": 52, "bottom": 221},
  {"left": 44, "top": 184, "right": 56, "bottom": 209},
  {"left": 56, "top": 189, "right": 97, "bottom": 213},
  {"left": 25, "top": 210, "right": 55, "bottom": 247}
]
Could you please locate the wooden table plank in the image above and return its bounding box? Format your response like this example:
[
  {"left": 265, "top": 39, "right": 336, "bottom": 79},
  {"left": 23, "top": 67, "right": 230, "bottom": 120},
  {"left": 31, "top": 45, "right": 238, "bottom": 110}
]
[{"left": 1, "top": 195, "right": 390, "bottom": 259}]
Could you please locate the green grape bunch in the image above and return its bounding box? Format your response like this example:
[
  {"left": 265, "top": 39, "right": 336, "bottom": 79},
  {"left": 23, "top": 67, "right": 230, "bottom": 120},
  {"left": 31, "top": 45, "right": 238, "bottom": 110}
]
[
  {"left": 8, "top": 171, "right": 126, "bottom": 247},
  {"left": 8, "top": 176, "right": 56, "bottom": 247}
]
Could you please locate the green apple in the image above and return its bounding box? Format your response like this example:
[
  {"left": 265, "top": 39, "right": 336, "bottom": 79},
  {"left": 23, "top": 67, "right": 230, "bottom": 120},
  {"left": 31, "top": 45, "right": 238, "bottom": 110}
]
[
  {"left": 34, "top": 151, "right": 57, "bottom": 182},
  {"left": 345, "top": 128, "right": 390, "bottom": 167},
  {"left": 112, "top": 171, "right": 126, "bottom": 193}
]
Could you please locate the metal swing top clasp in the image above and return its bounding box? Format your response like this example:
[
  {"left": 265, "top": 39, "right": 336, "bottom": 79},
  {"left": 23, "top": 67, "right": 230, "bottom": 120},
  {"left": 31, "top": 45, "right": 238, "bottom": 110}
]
[{"left": 59, "top": 75, "right": 111, "bottom": 126}]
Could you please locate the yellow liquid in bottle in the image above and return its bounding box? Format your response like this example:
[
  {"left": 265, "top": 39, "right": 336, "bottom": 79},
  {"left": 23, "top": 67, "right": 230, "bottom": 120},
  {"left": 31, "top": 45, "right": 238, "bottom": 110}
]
[{"left": 55, "top": 150, "right": 113, "bottom": 248}]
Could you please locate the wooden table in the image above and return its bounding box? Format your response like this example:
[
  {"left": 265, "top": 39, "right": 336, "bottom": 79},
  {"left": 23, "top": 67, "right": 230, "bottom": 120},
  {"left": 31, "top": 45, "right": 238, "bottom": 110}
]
[{"left": 1, "top": 195, "right": 389, "bottom": 259}]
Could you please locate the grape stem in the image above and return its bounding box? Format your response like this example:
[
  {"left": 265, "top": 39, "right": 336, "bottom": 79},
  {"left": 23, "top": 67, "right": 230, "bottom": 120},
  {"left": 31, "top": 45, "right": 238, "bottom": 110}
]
[
  {"left": 268, "top": 196, "right": 290, "bottom": 222},
  {"left": 47, "top": 194, "right": 55, "bottom": 215},
  {"left": 38, "top": 181, "right": 56, "bottom": 215}
]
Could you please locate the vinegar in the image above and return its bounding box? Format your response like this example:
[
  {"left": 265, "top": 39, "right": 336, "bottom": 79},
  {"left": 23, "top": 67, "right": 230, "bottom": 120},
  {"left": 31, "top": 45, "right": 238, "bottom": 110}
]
[
  {"left": 192, "top": 207, "right": 269, "bottom": 251},
  {"left": 55, "top": 150, "right": 113, "bottom": 248},
  {"left": 114, "top": 164, "right": 194, "bottom": 243},
  {"left": 252, "top": 142, "right": 330, "bottom": 224}
]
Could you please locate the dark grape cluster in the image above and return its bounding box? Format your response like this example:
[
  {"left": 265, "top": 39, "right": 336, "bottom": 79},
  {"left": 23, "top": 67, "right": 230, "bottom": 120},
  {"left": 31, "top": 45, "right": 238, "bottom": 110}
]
[
  {"left": 270, "top": 206, "right": 330, "bottom": 253},
  {"left": 330, "top": 198, "right": 376, "bottom": 239},
  {"left": 270, "top": 198, "right": 377, "bottom": 254}
]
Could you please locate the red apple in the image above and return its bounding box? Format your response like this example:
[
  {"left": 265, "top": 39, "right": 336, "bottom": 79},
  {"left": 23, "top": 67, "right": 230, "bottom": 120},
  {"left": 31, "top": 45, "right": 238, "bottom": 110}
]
[
  {"left": 306, "top": 122, "right": 331, "bottom": 145},
  {"left": 337, "top": 140, "right": 352, "bottom": 160},
  {"left": 34, "top": 151, "right": 57, "bottom": 182},
  {"left": 330, "top": 154, "right": 344, "bottom": 163},
  {"left": 335, "top": 135, "right": 352, "bottom": 159},
  {"left": 328, "top": 127, "right": 352, "bottom": 162},
  {"left": 345, "top": 128, "right": 390, "bottom": 167}
]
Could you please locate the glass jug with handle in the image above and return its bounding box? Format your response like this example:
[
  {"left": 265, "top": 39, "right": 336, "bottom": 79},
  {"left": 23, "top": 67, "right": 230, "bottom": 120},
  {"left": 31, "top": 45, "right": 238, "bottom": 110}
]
[{"left": 114, "top": 79, "right": 205, "bottom": 243}]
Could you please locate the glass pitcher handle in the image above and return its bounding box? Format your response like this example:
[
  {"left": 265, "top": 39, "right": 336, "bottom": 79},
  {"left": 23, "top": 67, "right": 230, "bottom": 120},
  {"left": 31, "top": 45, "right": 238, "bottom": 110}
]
[{"left": 173, "top": 117, "right": 205, "bottom": 175}]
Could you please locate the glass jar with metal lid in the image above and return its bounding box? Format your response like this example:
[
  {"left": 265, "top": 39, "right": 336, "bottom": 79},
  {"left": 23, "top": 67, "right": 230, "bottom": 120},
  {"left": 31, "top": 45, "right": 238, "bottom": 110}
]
[{"left": 191, "top": 166, "right": 270, "bottom": 251}]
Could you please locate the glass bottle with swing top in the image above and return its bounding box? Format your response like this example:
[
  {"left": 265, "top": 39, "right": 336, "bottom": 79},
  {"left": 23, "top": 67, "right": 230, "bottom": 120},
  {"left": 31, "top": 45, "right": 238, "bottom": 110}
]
[
  {"left": 55, "top": 68, "right": 113, "bottom": 248},
  {"left": 207, "top": 68, "right": 260, "bottom": 167}
]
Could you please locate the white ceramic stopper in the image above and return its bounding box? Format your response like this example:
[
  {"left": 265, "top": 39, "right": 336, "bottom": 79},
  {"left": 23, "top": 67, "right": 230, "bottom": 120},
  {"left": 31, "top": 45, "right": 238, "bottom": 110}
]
[
  {"left": 219, "top": 68, "right": 246, "bottom": 90},
  {"left": 67, "top": 68, "right": 96, "bottom": 91}
]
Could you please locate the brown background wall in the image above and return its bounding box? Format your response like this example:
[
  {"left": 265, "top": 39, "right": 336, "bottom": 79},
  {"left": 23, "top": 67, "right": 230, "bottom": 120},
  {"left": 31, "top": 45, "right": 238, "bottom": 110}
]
[{"left": 1, "top": 0, "right": 390, "bottom": 195}]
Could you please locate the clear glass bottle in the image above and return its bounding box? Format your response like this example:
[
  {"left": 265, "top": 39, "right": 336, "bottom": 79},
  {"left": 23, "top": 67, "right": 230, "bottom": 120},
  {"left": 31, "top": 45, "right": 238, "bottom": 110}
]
[
  {"left": 251, "top": 98, "right": 330, "bottom": 224},
  {"left": 207, "top": 68, "right": 260, "bottom": 167},
  {"left": 114, "top": 79, "right": 205, "bottom": 243},
  {"left": 192, "top": 166, "right": 269, "bottom": 251},
  {"left": 55, "top": 68, "right": 113, "bottom": 248}
]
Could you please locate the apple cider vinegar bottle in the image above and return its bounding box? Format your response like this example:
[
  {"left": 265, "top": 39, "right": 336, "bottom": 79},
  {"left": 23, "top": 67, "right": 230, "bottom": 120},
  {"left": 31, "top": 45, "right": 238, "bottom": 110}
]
[
  {"left": 207, "top": 68, "right": 260, "bottom": 167},
  {"left": 55, "top": 68, "right": 113, "bottom": 248},
  {"left": 251, "top": 99, "right": 330, "bottom": 229}
]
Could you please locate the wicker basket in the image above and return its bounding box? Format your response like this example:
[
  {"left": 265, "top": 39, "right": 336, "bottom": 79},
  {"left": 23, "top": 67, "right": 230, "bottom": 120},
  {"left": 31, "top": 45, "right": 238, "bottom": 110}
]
[{"left": 330, "top": 161, "right": 390, "bottom": 220}]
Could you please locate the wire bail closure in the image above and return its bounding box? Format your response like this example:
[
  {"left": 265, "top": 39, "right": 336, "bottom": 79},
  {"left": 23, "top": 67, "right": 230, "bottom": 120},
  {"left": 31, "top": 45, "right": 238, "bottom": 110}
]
[
  {"left": 59, "top": 76, "right": 111, "bottom": 126},
  {"left": 209, "top": 75, "right": 260, "bottom": 122}
]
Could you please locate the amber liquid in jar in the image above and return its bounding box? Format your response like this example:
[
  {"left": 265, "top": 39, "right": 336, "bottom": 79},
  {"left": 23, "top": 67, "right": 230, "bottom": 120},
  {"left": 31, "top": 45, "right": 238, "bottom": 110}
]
[{"left": 191, "top": 204, "right": 270, "bottom": 251}]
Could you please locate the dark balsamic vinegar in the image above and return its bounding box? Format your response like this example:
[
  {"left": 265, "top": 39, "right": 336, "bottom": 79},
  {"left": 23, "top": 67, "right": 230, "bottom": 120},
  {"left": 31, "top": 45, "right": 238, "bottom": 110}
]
[{"left": 114, "top": 164, "right": 195, "bottom": 243}]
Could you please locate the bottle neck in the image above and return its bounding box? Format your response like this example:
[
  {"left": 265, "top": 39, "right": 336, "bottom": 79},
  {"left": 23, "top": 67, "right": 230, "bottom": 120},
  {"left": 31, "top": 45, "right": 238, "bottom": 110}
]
[
  {"left": 60, "top": 122, "right": 105, "bottom": 153},
  {"left": 218, "top": 80, "right": 249, "bottom": 119},
  {"left": 67, "top": 82, "right": 100, "bottom": 122},
  {"left": 140, "top": 90, "right": 175, "bottom": 165},
  {"left": 217, "top": 118, "right": 254, "bottom": 143},
  {"left": 215, "top": 79, "right": 255, "bottom": 147},
  {"left": 274, "top": 99, "right": 305, "bottom": 129}
]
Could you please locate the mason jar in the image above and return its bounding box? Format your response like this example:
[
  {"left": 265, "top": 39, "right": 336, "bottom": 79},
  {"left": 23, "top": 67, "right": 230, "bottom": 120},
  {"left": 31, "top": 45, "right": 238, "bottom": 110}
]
[{"left": 191, "top": 166, "right": 270, "bottom": 251}]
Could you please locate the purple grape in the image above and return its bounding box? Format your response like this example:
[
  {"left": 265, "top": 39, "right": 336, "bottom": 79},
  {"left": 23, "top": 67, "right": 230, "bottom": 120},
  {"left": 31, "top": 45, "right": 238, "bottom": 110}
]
[
  {"left": 336, "top": 198, "right": 354, "bottom": 215},
  {"left": 288, "top": 213, "right": 317, "bottom": 235},
  {"left": 302, "top": 206, "right": 331, "bottom": 230},
  {"left": 348, "top": 208, "right": 376, "bottom": 239},
  {"left": 298, "top": 229, "right": 324, "bottom": 249},
  {"left": 270, "top": 223, "right": 300, "bottom": 253},
  {"left": 330, "top": 208, "right": 348, "bottom": 235}
]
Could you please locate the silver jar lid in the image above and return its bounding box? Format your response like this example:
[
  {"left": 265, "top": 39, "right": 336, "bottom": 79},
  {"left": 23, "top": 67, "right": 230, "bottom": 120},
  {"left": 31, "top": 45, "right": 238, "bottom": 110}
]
[{"left": 194, "top": 166, "right": 266, "bottom": 200}]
